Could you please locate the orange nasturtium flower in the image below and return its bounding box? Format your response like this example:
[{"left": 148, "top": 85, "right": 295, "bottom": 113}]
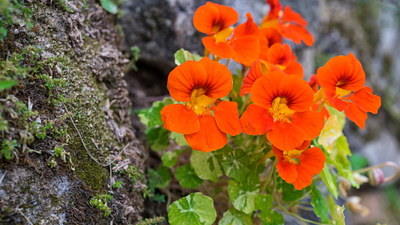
[
  {"left": 272, "top": 143, "right": 325, "bottom": 190},
  {"left": 316, "top": 53, "right": 381, "bottom": 129},
  {"left": 193, "top": 2, "right": 260, "bottom": 66},
  {"left": 258, "top": 27, "right": 283, "bottom": 60},
  {"left": 240, "top": 71, "right": 325, "bottom": 151},
  {"left": 260, "top": 0, "right": 314, "bottom": 46},
  {"left": 161, "top": 58, "right": 242, "bottom": 152},
  {"left": 239, "top": 43, "right": 303, "bottom": 97},
  {"left": 308, "top": 74, "right": 331, "bottom": 120}
]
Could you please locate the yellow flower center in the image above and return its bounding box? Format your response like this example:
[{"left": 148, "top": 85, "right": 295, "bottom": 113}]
[
  {"left": 214, "top": 27, "right": 233, "bottom": 43},
  {"left": 282, "top": 150, "right": 303, "bottom": 165},
  {"left": 335, "top": 80, "right": 352, "bottom": 98},
  {"left": 335, "top": 87, "right": 352, "bottom": 98},
  {"left": 269, "top": 97, "right": 295, "bottom": 122},
  {"left": 260, "top": 18, "right": 278, "bottom": 29},
  {"left": 186, "top": 88, "right": 216, "bottom": 116}
]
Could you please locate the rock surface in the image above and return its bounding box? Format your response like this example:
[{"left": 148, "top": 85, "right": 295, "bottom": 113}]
[{"left": 0, "top": 0, "right": 145, "bottom": 224}]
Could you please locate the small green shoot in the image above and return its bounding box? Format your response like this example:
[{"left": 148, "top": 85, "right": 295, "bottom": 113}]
[{"left": 90, "top": 193, "right": 112, "bottom": 217}]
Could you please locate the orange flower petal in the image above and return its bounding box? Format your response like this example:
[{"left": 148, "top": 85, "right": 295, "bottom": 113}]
[
  {"left": 258, "top": 35, "right": 270, "bottom": 61},
  {"left": 184, "top": 115, "right": 227, "bottom": 152},
  {"left": 281, "top": 6, "right": 308, "bottom": 26},
  {"left": 292, "top": 165, "right": 313, "bottom": 190},
  {"left": 278, "top": 75, "right": 314, "bottom": 112},
  {"left": 351, "top": 86, "right": 381, "bottom": 114},
  {"left": 199, "top": 57, "right": 233, "bottom": 99},
  {"left": 246, "top": 104, "right": 274, "bottom": 135},
  {"left": 213, "top": 3, "right": 239, "bottom": 31},
  {"left": 193, "top": 2, "right": 220, "bottom": 34},
  {"left": 291, "top": 110, "right": 325, "bottom": 140},
  {"left": 317, "top": 54, "right": 365, "bottom": 94},
  {"left": 233, "top": 13, "right": 259, "bottom": 38},
  {"left": 308, "top": 74, "right": 319, "bottom": 93},
  {"left": 240, "top": 109, "right": 259, "bottom": 135},
  {"left": 161, "top": 104, "right": 200, "bottom": 134},
  {"left": 267, "top": 43, "right": 295, "bottom": 67},
  {"left": 266, "top": 0, "right": 283, "bottom": 20},
  {"left": 230, "top": 35, "right": 261, "bottom": 66},
  {"left": 267, "top": 122, "right": 305, "bottom": 151},
  {"left": 344, "top": 102, "right": 368, "bottom": 130},
  {"left": 329, "top": 94, "right": 350, "bottom": 112},
  {"left": 283, "top": 61, "right": 304, "bottom": 78},
  {"left": 168, "top": 61, "right": 208, "bottom": 102},
  {"left": 251, "top": 71, "right": 285, "bottom": 109},
  {"left": 260, "top": 27, "right": 283, "bottom": 47},
  {"left": 312, "top": 101, "right": 331, "bottom": 120},
  {"left": 214, "top": 101, "right": 242, "bottom": 136},
  {"left": 299, "top": 147, "right": 326, "bottom": 175},
  {"left": 240, "top": 60, "right": 264, "bottom": 97},
  {"left": 279, "top": 23, "right": 314, "bottom": 46},
  {"left": 203, "top": 37, "right": 235, "bottom": 59},
  {"left": 273, "top": 146, "right": 298, "bottom": 183},
  {"left": 297, "top": 140, "right": 311, "bottom": 150}
]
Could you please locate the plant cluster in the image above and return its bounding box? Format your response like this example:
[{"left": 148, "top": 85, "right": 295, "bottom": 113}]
[
  {"left": 137, "top": 1, "right": 398, "bottom": 225},
  {"left": 90, "top": 193, "right": 112, "bottom": 217},
  {"left": 0, "top": 43, "right": 73, "bottom": 168},
  {"left": 0, "top": 0, "right": 34, "bottom": 41},
  {"left": 136, "top": 216, "right": 165, "bottom": 225}
]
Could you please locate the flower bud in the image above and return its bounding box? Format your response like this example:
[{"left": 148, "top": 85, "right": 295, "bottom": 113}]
[
  {"left": 345, "top": 196, "right": 370, "bottom": 217},
  {"left": 368, "top": 168, "right": 385, "bottom": 186},
  {"left": 353, "top": 172, "right": 369, "bottom": 185},
  {"left": 338, "top": 178, "right": 351, "bottom": 197}
]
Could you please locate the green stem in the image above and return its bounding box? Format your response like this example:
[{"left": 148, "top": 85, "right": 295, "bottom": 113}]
[
  {"left": 249, "top": 136, "right": 266, "bottom": 162},
  {"left": 296, "top": 204, "right": 314, "bottom": 211},
  {"left": 240, "top": 65, "right": 249, "bottom": 78},
  {"left": 285, "top": 189, "right": 313, "bottom": 208},
  {"left": 278, "top": 206, "right": 329, "bottom": 225},
  {"left": 272, "top": 164, "right": 278, "bottom": 200},
  {"left": 261, "top": 159, "right": 277, "bottom": 193},
  {"left": 298, "top": 201, "right": 312, "bottom": 205},
  {"left": 225, "top": 58, "right": 230, "bottom": 67},
  {"left": 317, "top": 101, "right": 325, "bottom": 112},
  {"left": 353, "top": 161, "right": 399, "bottom": 183}
]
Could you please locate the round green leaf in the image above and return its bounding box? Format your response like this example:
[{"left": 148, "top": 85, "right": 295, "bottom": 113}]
[
  {"left": 171, "top": 132, "right": 189, "bottom": 146},
  {"left": 174, "top": 49, "right": 202, "bottom": 65},
  {"left": 255, "top": 194, "right": 273, "bottom": 212},
  {"left": 99, "top": 0, "right": 117, "bottom": 14},
  {"left": 176, "top": 164, "right": 203, "bottom": 189},
  {"left": 162, "top": 152, "right": 177, "bottom": 168},
  {"left": 278, "top": 177, "right": 303, "bottom": 201},
  {"left": 148, "top": 166, "right": 171, "bottom": 189},
  {"left": 191, "top": 149, "right": 224, "bottom": 182},
  {"left": 138, "top": 101, "right": 164, "bottom": 127},
  {"left": 168, "top": 192, "right": 216, "bottom": 225},
  {"left": 246, "top": 145, "right": 269, "bottom": 174},
  {"left": 228, "top": 172, "right": 260, "bottom": 214},
  {"left": 220, "top": 146, "right": 250, "bottom": 182},
  {"left": 146, "top": 127, "right": 170, "bottom": 151},
  {"left": 219, "top": 208, "right": 252, "bottom": 225},
  {"left": 259, "top": 209, "right": 284, "bottom": 225}
]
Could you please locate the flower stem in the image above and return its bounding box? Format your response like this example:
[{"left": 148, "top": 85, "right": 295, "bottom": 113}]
[
  {"left": 353, "top": 161, "right": 399, "bottom": 183},
  {"left": 317, "top": 101, "right": 325, "bottom": 112},
  {"left": 225, "top": 58, "right": 230, "bottom": 67},
  {"left": 261, "top": 159, "right": 277, "bottom": 193},
  {"left": 278, "top": 205, "right": 330, "bottom": 225}
]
